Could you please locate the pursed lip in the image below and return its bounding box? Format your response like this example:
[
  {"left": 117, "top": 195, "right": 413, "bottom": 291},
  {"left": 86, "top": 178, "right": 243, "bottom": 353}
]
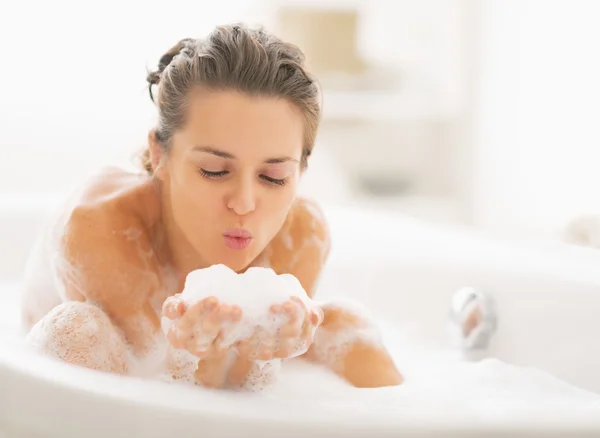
[
  {"left": 223, "top": 228, "right": 253, "bottom": 250},
  {"left": 223, "top": 228, "right": 252, "bottom": 239}
]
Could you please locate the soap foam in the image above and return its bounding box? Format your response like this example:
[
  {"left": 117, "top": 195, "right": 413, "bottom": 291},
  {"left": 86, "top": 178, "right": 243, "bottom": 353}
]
[
  {"left": 259, "top": 319, "right": 600, "bottom": 422},
  {"left": 25, "top": 301, "right": 129, "bottom": 374},
  {"left": 181, "top": 265, "right": 313, "bottom": 312},
  {"left": 6, "top": 283, "right": 600, "bottom": 422},
  {"left": 163, "top": 265, "right": 321, "bottom": 390},
  {"left": 171, "top": 264, "right": 317, "bottom": 351}
]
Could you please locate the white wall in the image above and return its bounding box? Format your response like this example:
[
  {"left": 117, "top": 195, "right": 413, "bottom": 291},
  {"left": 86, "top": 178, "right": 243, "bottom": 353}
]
[
  {"left": 473, "top": 0, "right": 600, "bottom": 236},
  {"left": 0, "top": 0, "right": 266, "bottom": 195},
  {"left": 0, "top": 0, "right": 470, "bottom": 199}
]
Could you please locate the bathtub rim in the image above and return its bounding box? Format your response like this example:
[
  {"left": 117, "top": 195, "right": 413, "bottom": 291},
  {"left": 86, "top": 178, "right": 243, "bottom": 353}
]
[{"left": 1, "top": 342, "right": 600, "bottom": 438}]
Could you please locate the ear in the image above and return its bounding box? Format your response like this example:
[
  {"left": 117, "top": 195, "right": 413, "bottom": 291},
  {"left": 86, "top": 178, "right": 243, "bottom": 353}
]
[{"left": 148, "top": 130, "right": 166, "bottom": 180}]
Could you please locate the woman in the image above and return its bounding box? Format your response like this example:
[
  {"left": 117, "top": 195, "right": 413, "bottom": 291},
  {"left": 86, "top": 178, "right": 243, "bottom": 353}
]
[{"left": 20, "top": 24, "right": 403, "bottom": 389}]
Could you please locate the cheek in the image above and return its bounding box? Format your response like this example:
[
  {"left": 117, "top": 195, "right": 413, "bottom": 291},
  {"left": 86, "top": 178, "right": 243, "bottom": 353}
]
[
  {"left": 170, "top": 171, "right": 223, "bottom": 230},
  {"left": 260, "top": 183, "right": 298, "bottom": 227}
]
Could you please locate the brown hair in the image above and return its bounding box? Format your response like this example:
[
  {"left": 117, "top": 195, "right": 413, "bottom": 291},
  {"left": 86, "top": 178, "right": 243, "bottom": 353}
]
[{"left": 142, "top": 23, "right": 321, "bottom": 174}]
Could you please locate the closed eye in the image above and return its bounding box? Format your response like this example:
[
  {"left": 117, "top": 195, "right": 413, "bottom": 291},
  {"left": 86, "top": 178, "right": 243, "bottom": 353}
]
[
  {"left": 199, "top": 169, "right": 228, "bottom": 179},
  {"left": 260, "top": 175, "right": 287, "bottom": 186},
  {"left": 199, "top": 168, "right": 286, "bottom": 186}
]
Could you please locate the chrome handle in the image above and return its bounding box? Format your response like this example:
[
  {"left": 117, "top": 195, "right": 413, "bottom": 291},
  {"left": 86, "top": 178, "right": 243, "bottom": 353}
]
[{"left": 449, "top": 287, "right": 498, "bottom": 352}]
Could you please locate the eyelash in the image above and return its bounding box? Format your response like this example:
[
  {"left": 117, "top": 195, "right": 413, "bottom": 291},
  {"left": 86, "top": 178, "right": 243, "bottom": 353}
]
[
  {"left": 261, "top": 175, "right": 287, "bottom": 186},
  {"left": 199, "top": 169, "right": 228, "bottom": 179},
  {"left": 198, "top": 169, "right": 287, "bottom": 186}
]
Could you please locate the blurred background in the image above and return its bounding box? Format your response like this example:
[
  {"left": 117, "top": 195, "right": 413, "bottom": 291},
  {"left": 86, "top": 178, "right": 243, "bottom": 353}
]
[{"left": 1, "top": 0, "right": 599, "bottom": 240}]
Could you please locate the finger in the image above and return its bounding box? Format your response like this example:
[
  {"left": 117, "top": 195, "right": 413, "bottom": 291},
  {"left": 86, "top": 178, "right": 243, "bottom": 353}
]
[
  {"left": 280, "top": 302, "right": 302, "bottom": 338},
  {"left": 218, "top": 304, "right": 243, "bottom": 324},
  {"left": 200, "top": 296, "right": 219, "bottom": 312},
  {"left": 162, "top": 295, "right": 185, "bottom": 319},
  {"left": 290, "top": 296, "right": 307, "bottom": 311},
  {"left": 168, "top": 328, "right": 213, "bottom": 359},
  {"left": 257, "top": 342, "right": 275, "bottom": 361},
  {"left": 167, "top": 325, "right": 185, "bottom": 349},
  {"left": 211, "top": 327, "right": 231, "bottom": 353},
  {"left": 176, "top": 297, "right": 218, "bottom": 332},
  {"left": 280, "top": 319, "right": 301, "bottom": 338},
  {"left": 218, "top": 309, "right": 243, "bottom": 348},
  {"left": 168, "top": 315, "right": 197, "bottom": 349},
  {"left": 235, "top": 339, "right": 253, "bottom": 359},
  {"left": 300, "top": 310, "right": 313, "bottom": 341},
  {"left": 188, "top": 327, "right": 232, "bottom": 359},
  {"left": 283, "top": 301, "right": 298, "bottom": 318},
  {"left": 180, "top": 300, "right": 222, "bottom": 354},
  {"left": 289, "top": 297, "right": 309, "bottom": 326},
  {"left": 229, "top": 305, "right": 243, "bottom": 322},
  {"left": 199, "top": 306, "right": 223, "bottom": 340},
  {"left": 311, "top": 308, "right": 324, "bottom": 327},
  {"left": 287, "top": 311, "right": 312, "bottom": 357},
  {"left": 198, "top": 322, "right": 236, "bottom": 357},
  {"left": 211, "top": 304, "right": 233, "bottom": 348},
  {"left": 269, "top": 304, "right": 283, "bottom": 314},
  {"left": 276, "top": 338, "right": 297, "bottom": 359},
  {"left": 218, "top": 303, "right": 232, "bottom": 319}
]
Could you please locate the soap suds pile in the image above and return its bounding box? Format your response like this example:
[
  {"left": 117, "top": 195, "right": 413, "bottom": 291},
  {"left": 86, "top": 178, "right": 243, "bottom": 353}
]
[
  {"left": 161, "top": 265, "right": 322, "bottom": 389},
  {"left": 164, "top": 265, "right": 318, "bottom": 352},
  {"left": 259, "top": 320, "right": 600, "bottom": 422}
]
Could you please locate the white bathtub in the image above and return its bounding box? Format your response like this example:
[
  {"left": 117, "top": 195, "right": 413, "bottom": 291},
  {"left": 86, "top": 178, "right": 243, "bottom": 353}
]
[{"left": 1, "top": 194, "right": 600, "bottom": 437}]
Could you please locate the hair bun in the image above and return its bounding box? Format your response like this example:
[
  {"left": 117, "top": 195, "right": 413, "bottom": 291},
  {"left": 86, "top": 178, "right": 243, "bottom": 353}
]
[
  {"left": 147, "top": 38, "right": 195, "bottom": 103},
  {"left": 146, "top": 71, "right": 161, "bottom": 86}
]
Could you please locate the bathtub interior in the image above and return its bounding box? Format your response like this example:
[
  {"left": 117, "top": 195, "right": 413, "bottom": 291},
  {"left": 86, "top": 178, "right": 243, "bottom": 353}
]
[{"left": 2, "top": 196, "right": 600, "bottom": 436}]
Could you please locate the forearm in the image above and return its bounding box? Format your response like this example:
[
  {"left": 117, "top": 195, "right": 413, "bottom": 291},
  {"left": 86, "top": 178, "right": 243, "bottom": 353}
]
[
  {"left": 304, "top": 303, "right": 403, "bottom": 388},
  {"left": 163, "top": 340, "right": 281, "bottom": 389},
  {"left": 193, "top": 352, "right": 281, "bottom": 390},
  {"left": 319, "top": 341, "right": 403, "bottom": 388},
  {"left": 25, "top": 301, "right": 130, "bottom": 375}
]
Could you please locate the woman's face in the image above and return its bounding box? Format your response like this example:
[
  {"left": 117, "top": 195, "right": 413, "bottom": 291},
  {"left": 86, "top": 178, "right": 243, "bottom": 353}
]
[{"left": 155, "top": 90, "right": 304, "bottom": 272}]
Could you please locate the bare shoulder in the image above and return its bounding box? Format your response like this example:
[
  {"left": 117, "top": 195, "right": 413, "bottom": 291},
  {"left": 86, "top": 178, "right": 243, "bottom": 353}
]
[
  {"left": 69, "top": 166, "right": 155, "bottom": 210},
  {"left": 264, "top": 197, "right": 331, "bottom": 297},
  {"left": 288, "top": 197, "right": 330, "bottom": 242},
  {"left": 57, "top": 168, "right": 163, "bottom": 320},
  {"left": 21, "top": 167, "right": 162, "bottom": 330}
]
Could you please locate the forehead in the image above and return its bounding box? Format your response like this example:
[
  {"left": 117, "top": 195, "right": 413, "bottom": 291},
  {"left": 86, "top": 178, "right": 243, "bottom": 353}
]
[{"left": 181, "top": 89, "right": 304, "bottom": 159}]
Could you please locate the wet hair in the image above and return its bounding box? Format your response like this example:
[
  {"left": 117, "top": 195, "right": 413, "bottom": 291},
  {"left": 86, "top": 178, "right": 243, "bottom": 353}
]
[{"left": 142, "top": 23, "right": 321, "bottom": 174}]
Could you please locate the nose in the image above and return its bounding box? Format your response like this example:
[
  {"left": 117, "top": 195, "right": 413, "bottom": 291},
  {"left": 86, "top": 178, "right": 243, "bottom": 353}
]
[{"left": 227, "top": 177, "right": 256, "bottom": 216}]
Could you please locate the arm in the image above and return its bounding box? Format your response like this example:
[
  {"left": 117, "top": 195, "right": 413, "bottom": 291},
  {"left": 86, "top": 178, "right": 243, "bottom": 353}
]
[
  {"left": 280, "top": 198, "right": 403, "bottom": 388},
  {"left": 305, "top": 303, "right": 403, "bottom": 388},
  {"left": 59, "top": 205, "right": 163, "bottom": 358},
  {"left": 23, "top": 201, "right": 166, "bottom": 376}
]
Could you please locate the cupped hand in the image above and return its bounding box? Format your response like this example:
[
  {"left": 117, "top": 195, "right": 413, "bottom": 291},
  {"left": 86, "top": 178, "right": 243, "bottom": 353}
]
[
  {"left": 162, "top": 294, "right": 323, "bottom": 389},
  {"left": 235, "top": 296, "right": 324, "bottom": 362},
  {"left": 162, "top": 294, "right": 243, "bottom": 359}
]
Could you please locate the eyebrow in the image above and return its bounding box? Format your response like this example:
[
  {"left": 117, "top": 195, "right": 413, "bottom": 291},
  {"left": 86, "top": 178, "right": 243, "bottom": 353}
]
[
  {"left": 192, "top": 146, "right": 234, "bottom": 159},
  {"left": 192, "top": 145, "right": 299, "bottom": 163}
]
